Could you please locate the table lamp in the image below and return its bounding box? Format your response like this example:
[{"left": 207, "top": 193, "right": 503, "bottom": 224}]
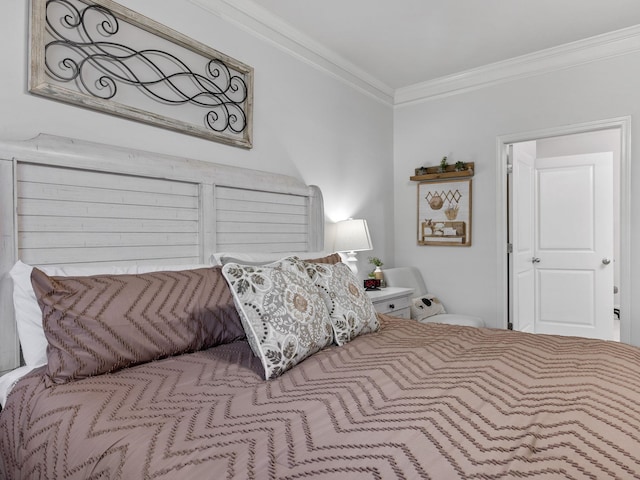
[{"left": 333, "top": 218, "right": 373, "bottom": 275}]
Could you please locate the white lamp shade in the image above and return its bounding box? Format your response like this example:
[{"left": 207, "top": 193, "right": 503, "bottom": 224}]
[{"left": 333, "top": 218, "right": 373, "bottom": 253}]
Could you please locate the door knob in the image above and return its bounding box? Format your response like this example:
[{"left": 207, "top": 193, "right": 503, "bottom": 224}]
[
  {"left": 531, "top": 257, "right": 541, "bottom": 264},
  {"left": 602, "top": 258, "right": 612, "bottom": 265}
]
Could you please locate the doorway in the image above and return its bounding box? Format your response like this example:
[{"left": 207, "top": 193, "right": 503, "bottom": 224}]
[
  {"left": 496, "top": 117, "right": 631, "bottom": 343},
  {"left": 509, "top": 140, "right": 616, "bottom": 339}
]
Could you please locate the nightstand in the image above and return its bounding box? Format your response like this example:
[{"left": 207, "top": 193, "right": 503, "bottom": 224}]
[{"left": 366, "top": 287, "right": 414, "bottom": 319}]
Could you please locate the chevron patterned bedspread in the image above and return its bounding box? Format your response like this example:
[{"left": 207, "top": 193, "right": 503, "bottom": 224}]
[{"left": 1, "top": 315, "right": 640, "bottom": 479}]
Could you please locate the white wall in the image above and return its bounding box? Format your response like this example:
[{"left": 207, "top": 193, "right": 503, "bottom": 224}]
[
  {"left": 393, "top": 52, "right": 640, "bottom": 343},
  {"left": 0, "top": 0, "right": 394, "bottom": 273}
]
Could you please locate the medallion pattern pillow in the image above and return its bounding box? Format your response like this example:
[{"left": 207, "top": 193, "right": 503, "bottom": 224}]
[
  {"left": 287, "top": 259, "right": 380, "bottom": 346},
  {"left": 221, "top": 260, "right": 333, "bottom": 379}
]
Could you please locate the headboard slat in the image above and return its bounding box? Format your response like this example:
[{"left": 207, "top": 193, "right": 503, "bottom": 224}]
[
  {"left": 18, "top": 181, "right": 199, "bottom": 209},
  {"left": 19, "top": 232, "right": 197, "bottom": 250},
  {"left": 215, "top": 185, "right": 311, "bottom": 254},
  {"left": 17, "top": 163, "right": 199, "bottom": 195}
]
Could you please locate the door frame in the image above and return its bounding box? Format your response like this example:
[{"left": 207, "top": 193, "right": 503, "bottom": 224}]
[{"left": 496, "top": 116, "right": 632, "bottom": 343}]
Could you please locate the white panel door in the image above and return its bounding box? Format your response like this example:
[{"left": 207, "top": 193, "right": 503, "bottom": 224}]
[
  {"left": 510, "top": 143, "right": 535, "bottom": 333},
  {"left": 533, "top": 153, "right": 614, "bottom": 339}
]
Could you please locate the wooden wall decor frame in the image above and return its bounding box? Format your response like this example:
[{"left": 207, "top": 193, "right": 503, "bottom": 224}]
[
  {"left": 29, "top": 0, "right": 254, "bottom": 149},
  {"left": 417, "top": 178, "right": 472, "bottom": 246}
]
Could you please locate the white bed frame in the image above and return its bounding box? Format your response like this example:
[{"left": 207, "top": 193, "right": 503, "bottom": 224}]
[{"left": 0, "top": 134, "right": 325, "bottom": 374}]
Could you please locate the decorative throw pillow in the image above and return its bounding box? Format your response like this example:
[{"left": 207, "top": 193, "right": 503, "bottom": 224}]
[
  {"left": 10, "top": 260, "right": 212, "bottom": 367},
  {"left": 287, "top": 259, "right": 380, "bottom": 346},
  {"left": 304, "top": 252, "right": 342, "bottom": 265},
  {"left": 31, "top": 266, "right": 245, "bottom": 384},
  {"left": 221, "top": 259, "right": 333, "bottom": 380},
  {"left": 410, "top": 294, "right": 446, "bottom": 322}
]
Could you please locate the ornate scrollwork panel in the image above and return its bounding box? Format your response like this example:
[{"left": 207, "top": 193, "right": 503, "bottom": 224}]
[{"left": 30, "top": 0, "right": 254, "bottom": 148}]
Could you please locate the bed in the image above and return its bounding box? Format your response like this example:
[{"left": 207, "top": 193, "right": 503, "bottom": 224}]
[{"left": 1, "top": 135, "right": 640, "bottom": 479}]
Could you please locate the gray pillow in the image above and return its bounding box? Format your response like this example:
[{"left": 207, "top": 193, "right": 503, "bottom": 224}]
[
  {"left": 221, "top": 258, "right": 333, "bottom": 379},
  {"left": 289, "top": 259, "right": 379, "bottom": 345}
]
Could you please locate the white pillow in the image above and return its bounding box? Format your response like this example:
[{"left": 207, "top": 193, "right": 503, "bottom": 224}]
[
  {"left": 9, "top": 260, "right": 210, "bottom": 366},
  {"left": 410, "top": 294, "right": 446, "bottom": 322}
]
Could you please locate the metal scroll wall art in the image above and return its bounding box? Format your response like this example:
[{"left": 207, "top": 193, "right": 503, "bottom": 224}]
[{"left": 30, "top": 0, "right": 254, "bottom": 148}]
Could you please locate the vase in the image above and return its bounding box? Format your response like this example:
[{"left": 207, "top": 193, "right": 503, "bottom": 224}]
[{"left": 374, "top": 266, "right": 385, "bottom": 287}]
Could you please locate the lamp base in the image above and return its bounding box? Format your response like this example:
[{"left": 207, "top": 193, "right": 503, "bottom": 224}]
[{"left": 343, "top": 251, "right": 358, "bottom": 275}]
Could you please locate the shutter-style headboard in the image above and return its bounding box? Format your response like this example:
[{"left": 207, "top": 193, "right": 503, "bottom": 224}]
[{"left": 0, "top": 134, "right": 325, "bottom": 374}]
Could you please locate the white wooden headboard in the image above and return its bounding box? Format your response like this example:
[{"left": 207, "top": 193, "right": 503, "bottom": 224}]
[{"left": 0, "top": 134, "right": 324, "bottom": 373}]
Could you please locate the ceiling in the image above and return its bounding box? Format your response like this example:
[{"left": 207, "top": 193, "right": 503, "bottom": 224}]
[{"left": 245, "top": 0, "right": 640, "bottom": 91}]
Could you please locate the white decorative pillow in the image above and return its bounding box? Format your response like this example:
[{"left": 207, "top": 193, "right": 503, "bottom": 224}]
[
  {"left": 10, "top": 261, "right": 52, "bottom": 366},
  {"left": 410, "top": 294, "right": 446, "bottom": 322},
  {"left": 9, "top": 260, "right": 210, "bottom": 366},
  {"left": 221, "top": 259, "right": 333, "bottom": 380},
  {"left": 288, "top": 259, "right": 380, "bottom": 346}
]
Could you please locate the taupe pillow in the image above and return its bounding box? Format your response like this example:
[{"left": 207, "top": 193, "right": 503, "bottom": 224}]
[
  {"left": 31, "top": 266, "right": 244, "bottom": 384},
  {"left": 305, "top": 252, "right": 342, "bottom": 264},
  {"left": 221, "top": 252, "right": 342, "bottom": 266}
]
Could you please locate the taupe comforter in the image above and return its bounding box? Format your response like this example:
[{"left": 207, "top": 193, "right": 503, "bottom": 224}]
[{"left": 1, "top": 315, "right": 639, "bottom": 479}]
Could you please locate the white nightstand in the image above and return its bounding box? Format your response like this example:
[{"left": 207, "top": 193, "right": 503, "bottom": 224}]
[{"left": 366, "top": 287, "right": 414, "bottom": 319}]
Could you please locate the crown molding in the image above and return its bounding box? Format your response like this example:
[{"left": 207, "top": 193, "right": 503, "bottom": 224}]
[
  {"left": 188, "top": 0, "right": 640, "bottom": 108},
  {"left": 394, "top": 24, "right": 640, "bottom": 106},
  {"left": 189, "top": 0, "right": 394, "bottom": 105}
]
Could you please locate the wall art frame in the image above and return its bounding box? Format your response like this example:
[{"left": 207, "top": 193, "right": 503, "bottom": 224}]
[
  {"left": 417, "top": 178, "right": 472, "bottom": 246},
  {"left": 30, "top": 0, "right": 254, "bottom": 149}
]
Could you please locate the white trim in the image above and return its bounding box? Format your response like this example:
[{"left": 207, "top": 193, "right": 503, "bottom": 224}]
[
  {"left": 189, "top": 0, "right": 394, "bottom": 105},
  {"left": 496, "top": 117, "right": 633, "bottom": 345},
  {"left": 396, "top": 25, "right": 640, "bottom": 106},
  {"left": 188, "top": 1, "right": 640, "bottom": 107}
]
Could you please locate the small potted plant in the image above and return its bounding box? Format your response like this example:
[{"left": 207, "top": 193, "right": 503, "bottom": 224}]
[
  {"left": 455, "top": 160, "right": 466, "bottom": 172},
  {"left": 439, "top": 156, "right": 448, "bottom": 173},
  {"left": 368, "top": 256, "right": 384, "bottom": 278},
  {"left": 415, "top": 166, "right": 428, "bottom": 176}
]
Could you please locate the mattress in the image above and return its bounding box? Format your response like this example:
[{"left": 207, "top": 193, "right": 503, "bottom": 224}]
[{"left": 1, "top": 315, "right": 639, "bottom": 479}]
